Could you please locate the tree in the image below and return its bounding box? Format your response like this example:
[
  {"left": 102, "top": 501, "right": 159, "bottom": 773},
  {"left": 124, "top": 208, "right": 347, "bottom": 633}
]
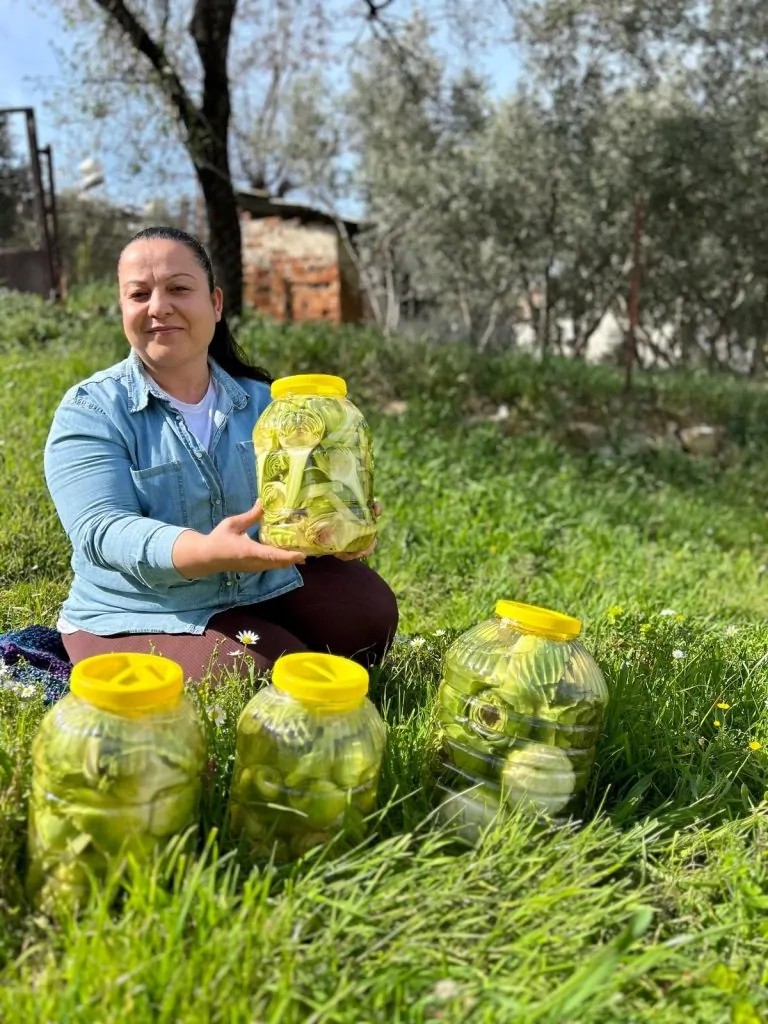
[
  {"left": 47, "top": 1, "right": 513, "bottom": 318},
  {"left": 0, "top": 114, "right": 35, "bottom": 248},
  {"left": 55, "top": 190, "right": 184, "bottom": 286},
  {"left": 515, "top": 0, "right": 768, "bottom": 373},
  {"left": 47, "top": 0, "right": 365, "bottom": 314},
  {"left": 345, "top": 17, "right": 547, "bottom": 344},
  {"left": 71, "top": 0, "right": 243, "bottom": 309}
]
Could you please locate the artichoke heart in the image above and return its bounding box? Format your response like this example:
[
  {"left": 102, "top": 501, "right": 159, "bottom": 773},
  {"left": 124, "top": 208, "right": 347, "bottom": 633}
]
[{"left": 494, "top": 634, "right": 571, "bottom": 707}]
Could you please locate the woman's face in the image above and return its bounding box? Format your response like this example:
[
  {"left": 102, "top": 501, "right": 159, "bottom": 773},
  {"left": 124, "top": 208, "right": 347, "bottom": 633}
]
[{"left": 118, "top": 238, "right": 223, "bottom": 377}]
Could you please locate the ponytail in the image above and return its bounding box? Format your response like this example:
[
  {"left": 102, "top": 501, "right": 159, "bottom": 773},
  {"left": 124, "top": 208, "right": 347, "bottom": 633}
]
[{"left": 209, "top": 313, "right": 272, "bottom": 383}]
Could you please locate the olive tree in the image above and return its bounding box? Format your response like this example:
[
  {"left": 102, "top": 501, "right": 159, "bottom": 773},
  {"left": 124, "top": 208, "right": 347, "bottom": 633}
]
[{"left": 47, "top": 0, "right": 367, "bottom": 313}]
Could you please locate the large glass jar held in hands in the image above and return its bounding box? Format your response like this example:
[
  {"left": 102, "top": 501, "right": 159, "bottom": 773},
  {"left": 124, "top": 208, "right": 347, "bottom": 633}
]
[
  {"left": 253, "top": 373, "right": 376, "bottom": 555},
  {"left": 431, "top": 601, "right": 609, "bottom": 838},
  {"left": 229, "top": 652, "right": 387, "bottom": 862},
  {"left": 27, "top": 653, "right": 206, "bottom": 913}
]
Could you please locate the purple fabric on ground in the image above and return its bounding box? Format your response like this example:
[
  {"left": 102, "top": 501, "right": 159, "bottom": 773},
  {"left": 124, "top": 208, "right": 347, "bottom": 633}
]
[{"left": 0, "top": 626, "right": 72, "bottom": 703}]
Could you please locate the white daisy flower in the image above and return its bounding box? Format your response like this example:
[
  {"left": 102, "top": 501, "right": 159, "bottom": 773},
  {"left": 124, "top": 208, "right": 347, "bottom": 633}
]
[
  {"left": 672, "top": 649, "right": 686, "bottom": 660},
  {"left": 20, "top": 684, "right": 38, "bottom": 699},
  {"left": 410, "top": 636, "right": 427, "bottom": 649},
  {"left": 433, "top": 628, "right": 446, "bottom": 637},
  {"left": 209, "top": 705, "right": 227, "bottom": 726},
  {"left": 432, "top": 979, "right": 461, "bottom": 1001},
  {"left": 235, "top": 630, "right": 260, "bottom": 646},
  {"left": 659, "top": 608, "right": 677, "bottom": 617},
  {"left": 724, "top": 625, "right": 738, "bottom": 637},
  {"left": 227, "top": 650, "right": 244, "bottom": 657}
]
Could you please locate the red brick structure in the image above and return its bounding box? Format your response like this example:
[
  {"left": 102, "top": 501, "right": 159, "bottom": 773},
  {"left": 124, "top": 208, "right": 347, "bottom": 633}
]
[{"left": 237, "top": 191, "right": 364, "bottom": 325}]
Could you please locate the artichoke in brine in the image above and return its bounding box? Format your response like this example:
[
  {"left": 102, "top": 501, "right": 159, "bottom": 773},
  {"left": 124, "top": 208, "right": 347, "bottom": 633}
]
[
  {"left": 275, "top": 402, "right": 326, "bottom": 449},
  {"left": 229, "top": 691, "right": 385, "bottom": 862},
  {"left": 433, "top": 613, "right": 608, "bottom": 829},
  {"left": 27, "top": 700, "right": 205, "bottom": 912},
  {"left": 254, "top": 389, "right": 376, "bottom": 555},
  {"left": 501, "top": 742, "right": 576, "bottom": 815}
]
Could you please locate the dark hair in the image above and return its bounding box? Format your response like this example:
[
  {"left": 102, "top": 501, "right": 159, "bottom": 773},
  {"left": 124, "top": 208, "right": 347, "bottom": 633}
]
[{"left": 120, "top": 225, "right": 272, "bottom": 383}]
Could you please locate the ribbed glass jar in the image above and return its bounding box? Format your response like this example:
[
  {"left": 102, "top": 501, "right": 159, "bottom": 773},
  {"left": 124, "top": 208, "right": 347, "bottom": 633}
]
[
  {"left": 431, "top": 601, "right": 608, "bottom": 839},
  {"left": 253, "top": 373, "right": 376, "bottom": 555},
  {"left": 229, "top": 652, "right": 387, "bottom": 862},
  {"left": 27, "top": 653, "right": 206, "bottom": 913}
]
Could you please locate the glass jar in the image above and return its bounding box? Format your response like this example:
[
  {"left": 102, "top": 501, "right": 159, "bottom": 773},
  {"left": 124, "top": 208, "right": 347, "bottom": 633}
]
[
  {"left": 229, "top": 652, "right": 387, "bottom": 862},
  {"left": 27, "top": 653, "right": 206, "bottom": 913},
  {"left": 253, "top": 373, "right": 376, "bottom": 555},
  {"left": 431, "top": 601, "right": 608, "bottom": 839}
]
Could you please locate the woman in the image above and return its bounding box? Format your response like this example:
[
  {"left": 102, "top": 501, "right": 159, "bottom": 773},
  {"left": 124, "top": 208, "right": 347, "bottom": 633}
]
[{"left": 44, "top": 226, "right": 398, "bottom": 680}]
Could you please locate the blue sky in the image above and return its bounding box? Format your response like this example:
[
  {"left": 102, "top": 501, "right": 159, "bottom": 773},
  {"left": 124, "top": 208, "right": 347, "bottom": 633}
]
[
  {"left": 1, "top": 0, "right": 520, "bottom": 207},
  {"left": 2, "top": 4, "right": 75, "bottom": 180}
]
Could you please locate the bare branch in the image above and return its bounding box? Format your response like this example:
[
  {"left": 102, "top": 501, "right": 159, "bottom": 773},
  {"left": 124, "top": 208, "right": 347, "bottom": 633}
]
[
  {"left": 91, "top": 0, "right": 199, "bottom": 135},
  {"left": 364, "top": 0, "right": 397, "bottom": 20}
]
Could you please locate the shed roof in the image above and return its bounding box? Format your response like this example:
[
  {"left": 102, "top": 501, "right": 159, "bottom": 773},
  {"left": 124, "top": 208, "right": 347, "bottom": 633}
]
[{"left": 237, "top": 190, "right": 361, "bottom": 237}]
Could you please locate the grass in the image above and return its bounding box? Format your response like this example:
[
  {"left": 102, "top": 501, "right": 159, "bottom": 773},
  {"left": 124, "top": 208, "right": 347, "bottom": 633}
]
[{"left": 0, "top": 290, "right": 767, "bottom": 1021}]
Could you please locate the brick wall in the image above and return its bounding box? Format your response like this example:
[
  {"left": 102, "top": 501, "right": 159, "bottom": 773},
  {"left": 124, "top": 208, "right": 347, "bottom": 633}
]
[{"left": 242, "top": 215, "right": 355, "bottom": 324}]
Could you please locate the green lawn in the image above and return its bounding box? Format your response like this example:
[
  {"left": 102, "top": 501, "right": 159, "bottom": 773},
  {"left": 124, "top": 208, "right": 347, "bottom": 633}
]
[{"left": 1, "top": 293, "right": 767, "bottom": 1022}]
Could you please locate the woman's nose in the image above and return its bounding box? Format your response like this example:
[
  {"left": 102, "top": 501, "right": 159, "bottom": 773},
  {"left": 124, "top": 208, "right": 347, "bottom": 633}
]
[{"left": 147, "top": 289, "right": 172, "bottom": 319}]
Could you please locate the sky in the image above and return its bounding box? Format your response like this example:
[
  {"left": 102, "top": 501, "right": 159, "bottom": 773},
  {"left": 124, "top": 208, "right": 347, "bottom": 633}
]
[{"left": 0, "top": 0, "right": 521, "bottom": 210}]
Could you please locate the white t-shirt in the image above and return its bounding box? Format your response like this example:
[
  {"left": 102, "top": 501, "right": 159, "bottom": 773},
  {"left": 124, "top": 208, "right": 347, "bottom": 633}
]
[{"left": 158, "top": 376, "right": 218, "bottom": 451}]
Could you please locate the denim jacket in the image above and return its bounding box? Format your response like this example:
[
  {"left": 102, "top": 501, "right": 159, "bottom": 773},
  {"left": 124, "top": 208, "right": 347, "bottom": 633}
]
[{"left": 44, "top": 351, "right": 302, "bottom": 635}]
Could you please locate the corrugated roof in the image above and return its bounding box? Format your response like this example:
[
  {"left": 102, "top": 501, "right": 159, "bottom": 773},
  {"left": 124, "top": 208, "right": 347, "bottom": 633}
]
[{"left": 236, "top": 190, "right": 361, "bottom": 236}]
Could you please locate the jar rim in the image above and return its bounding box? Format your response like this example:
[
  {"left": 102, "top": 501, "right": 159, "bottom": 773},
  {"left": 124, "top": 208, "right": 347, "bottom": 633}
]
[
  {"left": 270, "top": 374, "right": 347, "bottom": 399},
  {"left": 272, "top": 652, "right": 368, "bottom": 708},
  {"left": 495, "top": 600, "right": 582, "bottom": 640},
  {"left": 70, "top": 653, "right": 184, "bottom": 713}
]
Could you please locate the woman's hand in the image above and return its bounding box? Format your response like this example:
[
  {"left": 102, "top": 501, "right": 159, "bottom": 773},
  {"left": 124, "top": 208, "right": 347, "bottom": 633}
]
[
  {"left": 333, "top": 499, "right": 382, "bottom": 562},
  {"left": 173, "top": 501, "right": 306, "bottom": 578}
]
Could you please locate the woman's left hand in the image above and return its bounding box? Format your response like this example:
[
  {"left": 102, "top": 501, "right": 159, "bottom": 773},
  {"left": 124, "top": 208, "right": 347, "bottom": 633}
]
[{"left": 334, "top": 500, "right": 382, "bottom": 561}]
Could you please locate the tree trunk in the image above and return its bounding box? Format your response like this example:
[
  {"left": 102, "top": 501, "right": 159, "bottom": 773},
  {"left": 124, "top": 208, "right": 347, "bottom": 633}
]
[
  {"left": 195, "top": 159, "right": 243, "bottom": 315},
  {"left": 624, "top": 199, "right": 644, "bottom": 393},
  {"left": 191, "top": 0, "right": 242, "bottom": 315},
  {"left": 92, "top": 0, "right": 244, "bottom": 315}
]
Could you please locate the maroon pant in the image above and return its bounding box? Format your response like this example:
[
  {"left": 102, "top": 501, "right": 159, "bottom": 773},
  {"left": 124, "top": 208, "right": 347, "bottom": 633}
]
[{"left": 62, "top": 558, "right": 399, "bottom": 683}]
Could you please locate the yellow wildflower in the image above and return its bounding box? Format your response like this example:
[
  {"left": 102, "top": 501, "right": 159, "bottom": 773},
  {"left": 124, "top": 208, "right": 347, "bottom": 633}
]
[
  {"left": 714, "top": 720, "right": 721, "bottom": 728},
  {"left": 716, "top": 702, "right": 731, "bottom": 710},
  {"left": 748, "top": 740, "right": 762, "bottom": 751}
]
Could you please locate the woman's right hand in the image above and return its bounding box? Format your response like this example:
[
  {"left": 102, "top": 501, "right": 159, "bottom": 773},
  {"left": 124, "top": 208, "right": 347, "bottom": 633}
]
[{"left": 172, "top": 501, "right": 306, "bottom": 579}]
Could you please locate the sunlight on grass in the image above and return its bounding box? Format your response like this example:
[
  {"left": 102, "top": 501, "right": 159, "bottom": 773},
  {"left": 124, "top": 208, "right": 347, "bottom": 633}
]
[{"left": 1, "top": 300, "right": 767, "bottom": 1021}]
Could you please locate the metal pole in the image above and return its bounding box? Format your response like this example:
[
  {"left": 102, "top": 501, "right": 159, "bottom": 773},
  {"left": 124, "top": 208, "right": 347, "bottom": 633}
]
[
  {"left": 24, "top": 107, "right": 56, "bottom": 297},
  {"left": 40, "top": 144, "right": 62, "bottom": 298}
]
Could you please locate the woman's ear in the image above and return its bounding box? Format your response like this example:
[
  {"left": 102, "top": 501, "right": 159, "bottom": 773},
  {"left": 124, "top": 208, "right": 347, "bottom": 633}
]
[{"left": 213, "top": 286, "right": 223, "bottom": 322}]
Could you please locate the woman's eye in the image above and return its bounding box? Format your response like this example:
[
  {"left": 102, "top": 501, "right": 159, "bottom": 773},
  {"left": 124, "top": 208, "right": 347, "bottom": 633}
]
[{"left": 130, "top": 292, "right": 147, "bottom": 300}]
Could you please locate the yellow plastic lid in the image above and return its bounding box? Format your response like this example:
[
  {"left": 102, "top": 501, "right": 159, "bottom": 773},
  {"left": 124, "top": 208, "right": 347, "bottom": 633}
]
[
  {"left": 495, "top": 600, "right": 582, "bottom": 640},
  {"left": 271, "top": 374, "right": 347, "bottom": 399},
  {"left": 272, "top": 652, "right": 368, "bottom": 708},
  {"left": 69, "top": 653, "right": 184, "bottom": 713}
]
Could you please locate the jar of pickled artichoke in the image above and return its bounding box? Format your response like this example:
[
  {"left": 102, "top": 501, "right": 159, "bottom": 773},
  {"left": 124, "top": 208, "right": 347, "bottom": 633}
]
[
  {"left": 431, "top": 601, "right": 608, "bottom": 839},
  {"left": 27, "top": 653, "right": 206, "bottom": 913},
  {"left": 229, "top": 652, "right": 387, "bottom": 862},
  {"left": 253, "top": 373, "right": 376, "bottom": 555}
]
